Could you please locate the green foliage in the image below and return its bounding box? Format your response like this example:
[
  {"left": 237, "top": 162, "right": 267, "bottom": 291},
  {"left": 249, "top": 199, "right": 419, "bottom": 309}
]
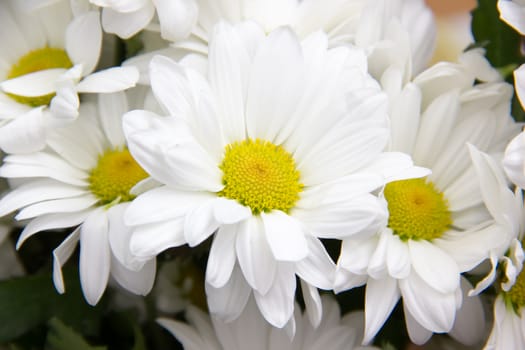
[
  {"left": 0, "top": 269, "right": 103, "bottom": 343},
  {"left": 46, "top": 318, "right": 106, "bottom": 350},
  {"left": 471, "top": 0, "right": 525, "bottom": 121},
  {"left": 471, "top": 0, "right": 523, "bottom": 69}
]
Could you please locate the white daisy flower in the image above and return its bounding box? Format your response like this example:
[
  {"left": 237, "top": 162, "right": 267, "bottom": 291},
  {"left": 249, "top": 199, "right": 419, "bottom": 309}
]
[
  {"left": 89, "top": 0, "right": 198, "bottom": 40},
  {"left": 123, "top": 21, "right": 421, "bottom": 329},
  {"left": 158, "top": 295, "right": 379, "bottom": 350},
  {"left": 484, "top": 284, "right": 525, "bottom": 349},
  {"left": 0, "top": 0, "right": 139, "bottom": 154},
  {"left": 125, "top": 0, "right": 435, "bottom": 85},
  {"left": 336, "top": 51, "right": 520, "bottom": 345},
  {"left": 0, "top": 91, "right": 155, "bottom": 305}
]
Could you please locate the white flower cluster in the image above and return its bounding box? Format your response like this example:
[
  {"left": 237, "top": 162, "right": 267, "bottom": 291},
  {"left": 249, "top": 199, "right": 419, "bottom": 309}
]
[{"left": 0, "top": 0, "right": 524, "bottom": 348}]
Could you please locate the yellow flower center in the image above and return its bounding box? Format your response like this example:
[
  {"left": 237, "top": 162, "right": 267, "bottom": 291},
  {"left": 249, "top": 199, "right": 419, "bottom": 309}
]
[
  {"left": 384, "top": 178, "right": 452, "bottom": 241},
  {"left": 88, "top": 148, "right": 149, "bottom": 205},
  {"left": 218, "top": 139, "right": 303, "bottom": 215},
  {"left": 505, "top": 267, "right": 525, "bottom": 313},
  {"left": 6, "top": 47, "right": 73, "bottom": 107}
]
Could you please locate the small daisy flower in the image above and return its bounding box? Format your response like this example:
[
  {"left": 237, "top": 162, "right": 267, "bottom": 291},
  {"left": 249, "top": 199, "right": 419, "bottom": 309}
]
[
  {"left": 0, "top": 91, "right": 155, "bottom": 305},
  {"left": 485, "top": 270, "right": 525, "bottom": 349},
  {"left": 0, "top": 0, "right": 138, "bottom": 154},
  {"left": 123, "top": 21, "right": 421, "bottom": 329},
  {"left": 158, "top": 295, "right": 380, "bottom": 350},
  {"left": 336, "top": 51, "right": 520, "bottom": 345}
]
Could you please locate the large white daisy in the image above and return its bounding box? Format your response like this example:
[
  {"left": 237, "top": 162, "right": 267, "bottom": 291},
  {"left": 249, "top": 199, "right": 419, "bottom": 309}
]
[
  {"left": 336, "top": 50, "right": 520, "bottom": 345},
  {"left": 0, "top": 0, "right": 138, "bottom": 154},
  {"left": 123, "top": 21, "right": 421, "bottom": 329},
  {"left": 0, "top": 91, "right": 155, "bottom": 305},
  {"left": 158, "top": 295, "right": 379, "bottom": 350}
]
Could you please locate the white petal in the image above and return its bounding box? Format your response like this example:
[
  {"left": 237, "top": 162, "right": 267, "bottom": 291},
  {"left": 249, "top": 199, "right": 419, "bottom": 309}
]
[
  {"left": 208, "top": 21, "right": 250, "bottom": 143},
  {"left": 16, "top": 210, "right": 91, "bottom": 249},
  {"left": 449, "top": 277, "right": 485, "bottom": 345},
  {"left": 236, "top": 217, "right": 276, "bottom": 294},
  {"left": 498, "top": 0, "right": 525, "bottom": 35},
  {"left": 408, "top": 239, "right": 460, "bottom": 294},
  {"left": 79, "top": 209, "right": 110, "bottom": 305},
  {"left": 52, "top": 229, "right": 80, "bottom": 293},
  {"left": 363, "top": 276, "right": 400, "bottom": 344},
  {"left": 514, "top": 64, "right": 525, "bottom": 111},
  {"left": 412, "top": 90, "right": 459, "bottom": 167},
  {"left": 107, "top": 203, "right": 143, "bottom": 270},
  {"left": 123, "top": 110, "right": 222, "bottom": 191},
  {"left": 404, "top": 304, "right": 433, "bottom": 345},
  {"left": 184, "top": 199, "right": 220, "bottom": 247},
  {"left": 153, "top": 0, "right": 198, "bottom": 41},
  {"left": 503, "top": 129, "right": 525, "bottom": 190},
  {"left": 261, "top": 211, "right": 308, "bottom": 262},
  {"left": 301, "top": 279, "right": 322, "bottom": 328},
  {"left": 110, "top": 254, "right": 156, "bottom": 295},
  {"left": 50, "top": 78, "right": 80, "bottom": 120},
  {"left": 386, "top": 233, "right": 411, "bottom": 279},
  {"left": 254, "top": 263, "right": 296, "bottom": 328},
  {"left": 206, "top": 224, "right": 237, "bottom": 288},
  {"left": 0, "top": 180, "right": 85, "bottom": 218},
  {"left": 125, "top": 187, "right": 210, "bottom": 226},
  {"left": 0, "top": 108, "right": 46, "bottom": 154},
  {"left": 102, "top": 4, "right": 154, "bottom": 39},
  {"left": 76, "top": 67, "right": 139, "bottom": 93},
  {"left": 1, "top": 69, "right": 66, "bottom": 96},
  {"left": 212, "top": 197, "right": 251, "bottom": 224},
  {"left": 66, "top": 11, "right": 102, "bottom": 75},
  {"left": 206, "top": 265, "right": 251, "bottom": 322},
  {"left": 338, "top": 236, "right": 378, "bottom": 275},
  {"left": 399, "top": 271, "right": 457, "bottom": 333},
  {"left": 0, "top": 153, "right": 87, "bottom": 187},
  {"left": 245, "top": 27, "right": 304, "bottom": 142},
  {"left": 97, "top": 92, "right": 127, "bottom": 148},
  {"left": 129, "top": 217, "right": 186, "bottom": 258},
  {"left": 15, "top": 195, "right": 98, "bottom": 220},
  {"left": 295, "top": 234, "right": 335, "bottom": 290},
  {"left": 148, "top": 56, "right": 223, "bottom": 158}
]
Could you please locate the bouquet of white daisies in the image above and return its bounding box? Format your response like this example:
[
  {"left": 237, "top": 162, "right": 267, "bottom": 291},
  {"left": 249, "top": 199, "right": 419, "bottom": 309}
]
[{"left": 0, "top": 0, "right": 524, "bottom": 349}]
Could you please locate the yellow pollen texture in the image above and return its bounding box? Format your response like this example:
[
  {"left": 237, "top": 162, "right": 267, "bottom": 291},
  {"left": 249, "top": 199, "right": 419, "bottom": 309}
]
[
  {"left": 384, "top": 178, "right": 452, "bottom": 241},
  {"left": 218, "top": 139, "right": 303, "bottom": 215},
  {"left": 6, "top": 47, "right": 73, "bottom": 107},
  {"left": 505, "top": 267, "right": 525, "bottom": 312},
  {"left": 89, "top": 148, "right": 149, "bottom": 205}
]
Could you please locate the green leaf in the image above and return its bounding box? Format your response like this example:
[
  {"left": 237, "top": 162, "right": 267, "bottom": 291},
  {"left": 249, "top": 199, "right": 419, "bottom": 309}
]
[
  {"left": 132, "top": 325, "right": 147, "bottom": 350},
  {"left": 0, "top": 269, "right": 104, "bottom": 343},
  {"left": 471, "top": 0, "right": 524, "bottom": 69},
  {"left": 45, "top": 318, "right": 106, "bottom": 350}
]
